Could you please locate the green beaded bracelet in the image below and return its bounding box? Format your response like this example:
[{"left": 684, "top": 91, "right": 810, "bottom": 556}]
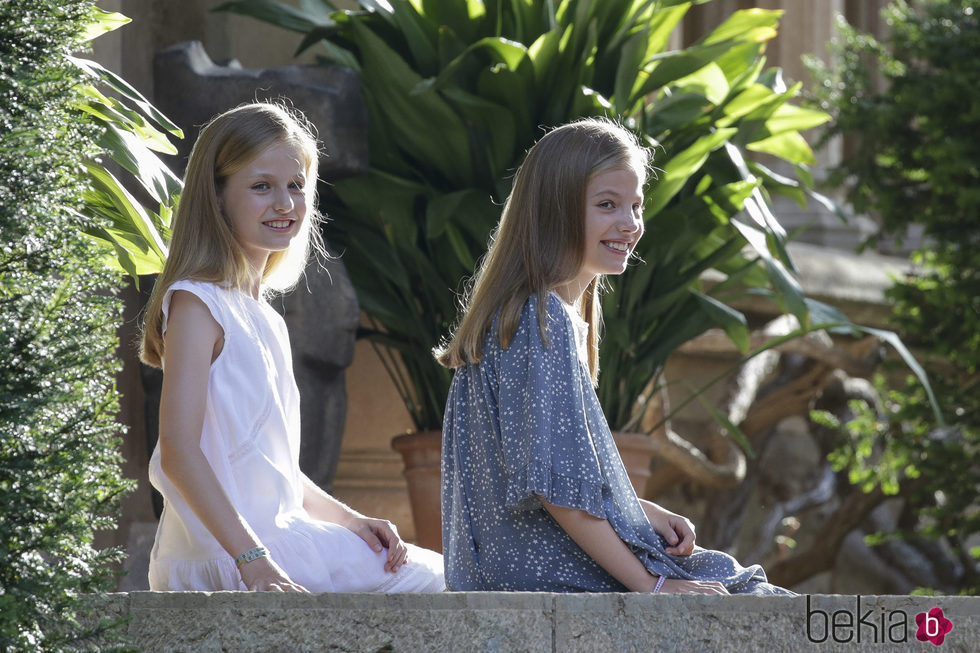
[{"left": 234, "top": 546, "right": 268, "bottom": 569}]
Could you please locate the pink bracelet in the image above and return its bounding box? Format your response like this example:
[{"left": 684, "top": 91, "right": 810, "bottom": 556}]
[{"left": 652, "top": 575, "right": 666, "bottom": 593}]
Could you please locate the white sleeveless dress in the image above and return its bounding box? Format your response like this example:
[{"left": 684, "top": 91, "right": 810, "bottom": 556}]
[{"left": 147, "top": 279, "right": 444, "bottom": 592}]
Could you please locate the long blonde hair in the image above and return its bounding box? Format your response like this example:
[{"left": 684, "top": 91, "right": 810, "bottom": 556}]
[
  {"left": 141, "top": 102, "right": 323, "bottom": 368},
  {"left": 435, "top": 117, "right": 649, "bottom": 383}
]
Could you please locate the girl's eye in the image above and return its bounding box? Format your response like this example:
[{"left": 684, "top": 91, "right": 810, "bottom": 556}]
[
  {"left": 251, "top": 182, "right": 270, "bottom": 191},
  {"left": 289, "top": 181, "right": 305, "bottom": 191},
  {"left": 598, "top": 200, "right": 615, "bottom": 209}
]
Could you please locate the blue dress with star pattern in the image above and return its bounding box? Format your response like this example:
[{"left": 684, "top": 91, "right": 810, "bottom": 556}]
[{"left": 441, "top": 292, "right": 792, "bottom": 594}]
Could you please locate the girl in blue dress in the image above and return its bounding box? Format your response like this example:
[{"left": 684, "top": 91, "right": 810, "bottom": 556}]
[{"left": 436, "top": 118, "right": 792, "bottom": 595}]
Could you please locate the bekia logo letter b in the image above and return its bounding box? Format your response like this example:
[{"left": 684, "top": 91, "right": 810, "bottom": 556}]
[{"left": 915, "top": 607, "right": 953, "bottom": 646}]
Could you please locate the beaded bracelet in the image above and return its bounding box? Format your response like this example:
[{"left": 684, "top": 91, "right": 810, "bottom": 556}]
[
  {"left": 235, "top": 546, "right": 268, "bottom": 569},
  {"left": 652, "top": 575, "right": 666, "bottom": 593}
]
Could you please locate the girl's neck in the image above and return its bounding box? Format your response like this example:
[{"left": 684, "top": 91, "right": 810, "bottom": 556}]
[
  {"left": 242, "top": 253, "right": 268, "bottom": 299},
  {"left": 241, "top": 266, "right": 263, "bottom": 300},
  {"left": 553, "top": 273, "right": 595, "bottom": 306}
]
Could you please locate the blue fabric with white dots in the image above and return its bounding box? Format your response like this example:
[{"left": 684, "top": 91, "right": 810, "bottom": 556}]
[{"left": 441, "top": 292, "right": 793, "bottom": 594}]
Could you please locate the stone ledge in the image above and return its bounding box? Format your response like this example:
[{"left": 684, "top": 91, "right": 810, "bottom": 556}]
[{"left": 91, "top": 592, "right": 977, "bottom": 652}]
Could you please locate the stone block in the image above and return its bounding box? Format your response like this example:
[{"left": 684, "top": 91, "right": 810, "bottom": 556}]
[
  {"left": 153, "top": 40, "right": 369, "bottom": 181},
  {"left": 100, "top": 592, "right": 554, "bottom": 653},
  {"left": 554, "top": 593, "right": 977, "bottom": 652},
  {"left": 88, "top": 592, "right": 979, "bottom": 652}
]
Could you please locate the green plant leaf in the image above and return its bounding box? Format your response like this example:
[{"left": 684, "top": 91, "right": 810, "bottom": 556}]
[
  {"left": 702, "top": 8, "right": 782, "bottom": 46},
  {"left": 764, "top": 102, "right": 832, "bottom": 135},
  {"left": 670, "top": 61, "right": 730, "bottom": 105},
  {"left": 351, "top": 20, "right": 473, "bottom": 185},
  {"left": 80, "top": 8, "right": 130, "bottom": 41},
  {"left": 746, "top": 131, "right": 817, "bottom": 165},
  {"left": 83, "top": 161, "right": 169, "bottom": 262},
  {"left": 646, "top": 127, "right": 737, "bottom": 216},
  {"left": 98, "top": 125, "right": 182, "bottom": 205},
  {"left": 68, "top": 56, "right": 183, "bottom": 138},
  {"left": 693, "top": 389, "right": 755, "bottom": 457},
  {"left": 693, "top": 290, "right": 749, "bottom": 352},
  {"left": 390, "top": 0, "right": 440, "bottom": 74},
  {"left": 426, "top": 189, "right": 481, "bottom": 238},
  {"left": 414, "top": 36, "right": 527, "bottom": 94},
  {"left": 213, "top": 0, "right": 332, "bottom": 33},
  {"left": 632, "top": 40, "right": 740, "bottom": 103}
]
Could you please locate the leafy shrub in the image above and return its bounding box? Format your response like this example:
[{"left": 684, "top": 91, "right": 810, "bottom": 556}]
[
  {"left": 218, "top": 0, "right": 845, "bottom": 431},
  {"left": 0, "top": 0, "right": 137, "bottom": 648},
  {"left": 807, "top": 0, "right": 979, "bottom": 592}
]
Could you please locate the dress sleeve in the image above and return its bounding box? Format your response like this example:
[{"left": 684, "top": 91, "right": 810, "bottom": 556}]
[
  {"left": 161, "top": 280, "right": 226, "bottom": 337},
  {"left": 496, "top": 294, "right": 606, "bottom": 519}
]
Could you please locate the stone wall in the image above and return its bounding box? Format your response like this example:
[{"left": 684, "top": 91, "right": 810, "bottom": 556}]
[{"left": 91, "top": 592, "right": 978, "bottom": 652}]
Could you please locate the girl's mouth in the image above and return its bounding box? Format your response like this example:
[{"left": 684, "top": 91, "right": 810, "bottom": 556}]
[
  {"left": 602, "top": 240, "right": 630, "bottom": 254},
  {"left": 263, "top": 219, "right": 295, "bottom": 230}
]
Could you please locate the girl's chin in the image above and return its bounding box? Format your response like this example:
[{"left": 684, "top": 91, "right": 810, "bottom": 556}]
[{"left": 602, "top": 263, "right": 630, "bottom": 275}]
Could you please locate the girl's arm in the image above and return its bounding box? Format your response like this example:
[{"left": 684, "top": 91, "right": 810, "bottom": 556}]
[
  {"left": 159, "top": 290, "right": 306, "bottom": 592},
  {"left": 301, "top": 475, "right": 408, "bottom": 572},
  {"left": 638, "top": 498, "right": 696, "bottom": 556},
  {"left": 540, "top": 498, "right": 728, "bottom": 595}
]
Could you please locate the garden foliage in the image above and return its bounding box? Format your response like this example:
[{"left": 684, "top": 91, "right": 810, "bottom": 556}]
[
  {"left": 807, "top": 0, "right": 979, "bottom": 592},
  {"left": 219, "top": 0, "right": 849, "bottom": 431},
  {"left": 0, "top": 0, "right": 171, "bottom": 648},
  {"left": 219, "top": 0, "right": 939, "bottom": 453}
]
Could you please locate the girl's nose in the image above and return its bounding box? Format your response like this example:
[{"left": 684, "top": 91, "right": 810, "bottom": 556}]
[
  {"left": 620, "top": 209, "right": 642, "bottom": 233},
  {"left": 274, "top": 189, "right": 294, "bottom": 213}
]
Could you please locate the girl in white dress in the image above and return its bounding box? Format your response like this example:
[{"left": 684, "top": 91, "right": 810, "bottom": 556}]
[{"left": 140, "top": 102, "right": 444, "bottom": 593}]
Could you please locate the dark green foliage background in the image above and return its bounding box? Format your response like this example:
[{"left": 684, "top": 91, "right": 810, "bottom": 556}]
[
  {"left": 1, "top": 0, "right": 133, "bottom": 647},
  {"left": 808, "top": 0, "right": 979, "bottom": 592}
]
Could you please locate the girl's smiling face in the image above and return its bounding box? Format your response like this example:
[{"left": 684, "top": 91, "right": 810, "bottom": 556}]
[
  {"left": 557, "top": 164, "right": 644, "bottom": 303},
  {"left": 220, "top": 141, "right": 309, "bottom": 274}
]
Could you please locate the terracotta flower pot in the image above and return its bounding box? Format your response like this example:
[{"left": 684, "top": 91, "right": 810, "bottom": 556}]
[
  {"left": 612, "top": 431, "right": 657, "bottom": 499},
  {"left": 391, "top": 430, "right": 443, "bottom": 553}
]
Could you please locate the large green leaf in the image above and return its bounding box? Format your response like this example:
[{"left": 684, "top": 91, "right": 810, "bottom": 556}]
[
  {"left": 747, "top": 131, "right": 817, "bottom": 165},
  {"left": 764, "top": 102, "right": 832, "bottom": 135},
  {"left": 693, "top": 291, "right": 749, "bottom": 353},
  {"left": 213, "top": 0, "right": 333, "bottom": 33},
  {"left": 69, "top": 56, "right": 183, "bottom": 139},
  {"left": 414, "top": 36, "right": 528, "bottom": 94},
  {"left": 646, "top": 127, "right": 737, "bottom": 216},
  {"left": 702, "top": 7, "right": 782, "bottom": 46},
  {"left": 80, "top": 8, "right": 131, "bottom": 41},
  {"left": 632, "top": 40, "right": 741, "bottom": 103},
  {"left": 390, "top": 1, "right": 440, "bottom": 74},
  {"left": 669, "top": 61, "right": 730, "bottom": 105},
  {"left": 351, "top": 20, "right": 474, "bottom": 185},
  {"left": 613, "top": 27, "right": 650, "bottom": 114},
  {"left": 98, "top": 125, "right": 181, "bottom": 206}
]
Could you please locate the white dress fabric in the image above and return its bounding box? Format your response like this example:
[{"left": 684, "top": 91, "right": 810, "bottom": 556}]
[{"left": 148, "top": 279, "right": 444, "bottom": 592}]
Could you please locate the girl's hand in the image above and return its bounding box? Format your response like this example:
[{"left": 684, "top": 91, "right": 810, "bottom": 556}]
[
  {"left": 238, "top": 556, "right": 309, "bottom": 592},
  {"left": 640, "top": 500, "right": 696, "bottom": 556},
  {"left": 345, "top": 516, "right": 409, "bottom": 573},
  {"left": 299, "top": 475, "right": 407, "bottom": 572},
  {"left": 657, "top": 578, "right": 729, "bottom": 595}
]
